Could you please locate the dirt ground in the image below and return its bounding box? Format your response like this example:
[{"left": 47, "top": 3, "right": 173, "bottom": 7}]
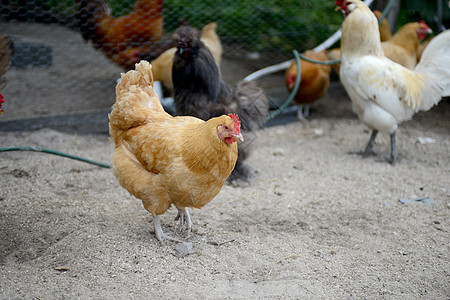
[{"left": 0, "top": 22, "right": 449, "bottom": 299}]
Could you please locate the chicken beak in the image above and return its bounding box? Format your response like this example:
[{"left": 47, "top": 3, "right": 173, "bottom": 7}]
[{"left": 234, "top": 132, "right": 244, "bottom": 142}]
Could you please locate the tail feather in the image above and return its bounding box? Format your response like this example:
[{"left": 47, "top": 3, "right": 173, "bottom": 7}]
[
  {"left": 415, "top": 30, "right": 450, "bottom": 100},
  {"left": 109, "top": 61, "right": 167, "bottom": 139},
  {"left": 235, "top": 80, "right": 269, "bottom": 131}
]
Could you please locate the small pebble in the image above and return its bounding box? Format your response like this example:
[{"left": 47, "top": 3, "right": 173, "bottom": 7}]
[
  {"left": 273, "top": 148, "right": 285, "bottom": 156},
  {"left": 313, "top": 128, "right": 323, "bottom": 136},
  {"left": 55, "top": 266, "right": 69, "bottom": 272},
  {"left": 175, "top": 242, "right": 193, "bottom": 256}
]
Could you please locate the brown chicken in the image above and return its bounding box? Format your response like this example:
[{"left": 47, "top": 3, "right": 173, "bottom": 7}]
[
  {"left": 77, "top": 0, "right": 167, "bottom": 70},
  {"left": 146, "top": 22, "right": 223, "bottom": 94},
  {"left": 172, "top": 25, "right": 269, "bottom": 184},
  {"left": 109, "top": 60, "right": 243, "bottom": 243},
  {"left": 0, "top": 34, "right": 14, "bottom": 113},
  {"left": 285, "top": 50, "right": 331, "bottom": 119},
  {"left": 381, "top": 21, "right": 432, "bottom": 69}
]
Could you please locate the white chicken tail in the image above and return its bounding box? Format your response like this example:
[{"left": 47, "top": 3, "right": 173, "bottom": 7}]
[
  {"left": 414, "top": 30, "right": 450, "bottom": 110},
  {"left": 110, "top": 61, "right": 168, "bottom": 136}
]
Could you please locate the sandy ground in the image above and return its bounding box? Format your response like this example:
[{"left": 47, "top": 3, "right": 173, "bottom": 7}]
[{"left": 1, "top": 22, "right": 449, "bottom": 299}]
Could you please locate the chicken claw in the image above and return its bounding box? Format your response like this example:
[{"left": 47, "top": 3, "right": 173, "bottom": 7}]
[
  {"left": 348, "top": 130, "right": 378, "bottom": 157},
  {"left": 175, "top": 206, "right": 193, "bottom": 238},
  {"left": 152, "top": 215, "right": 182, "bottom": 244}
]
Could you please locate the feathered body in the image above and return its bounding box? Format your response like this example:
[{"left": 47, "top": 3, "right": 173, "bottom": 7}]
[
  {"left": 0, "top": 34, "right": 13, "bottom": 79},
  {"left": 285, "top": 50, "right": 331, "bottom": 118},
  {"left": 109, "top": 60, "right": 242, "bottom": 242},
  {"left": 381, "top": 21, "right": 432, "bottom": 69},
  {"left": 76, "top": 0, "right": 166, "bottom": 70},
  {"left": 172, "top": 25, "right": 269, "bottom": 182},
  {"left": 337, "top": 0, "right": 450, "bottom": 164},
  {"left": 148, "top": 23, "right": 223, "bottom": 94},
  {"left": 0, "top": 34, "right": 14, "bottom": 113}
]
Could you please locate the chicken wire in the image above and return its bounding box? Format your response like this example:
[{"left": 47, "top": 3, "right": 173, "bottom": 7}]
[{"left": 0, "top": 0, "right": 447, "bottom": 131}]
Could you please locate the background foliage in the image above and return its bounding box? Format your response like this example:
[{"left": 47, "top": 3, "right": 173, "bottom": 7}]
[
  {"left": 101, "top": 0, "right": 344, "bottom": 54},
  {"left": 0, "top": 0, "right": 448, "bottom": 57}
]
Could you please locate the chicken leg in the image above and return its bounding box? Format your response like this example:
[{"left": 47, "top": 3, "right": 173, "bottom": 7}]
[
  {"left": 376, "top": 131, "right": 397, "bottom": 165},
  {"left": 175, "top": 206, "right": 193, "bottom": 238},
  {"left": 361, "top": 130, "right": 378, "bottom": 157},
  {"left": 152, "top": 215, "right": 182, "bottom": 244},
  {"left": 389, "top": 132, "right": 397, "bottom": 165},
  {"left": 297, "top": 104, "right": 310, "bottom": 120}
]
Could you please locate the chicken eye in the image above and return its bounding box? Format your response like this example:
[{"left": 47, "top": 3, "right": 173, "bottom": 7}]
[{"left": 224, "top": 125, "right": 229, "bottom": 130}]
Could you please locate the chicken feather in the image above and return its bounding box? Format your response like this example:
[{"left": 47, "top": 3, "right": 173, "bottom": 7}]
[
  {"left": 76, "top": 0, "right": 166, "bottom": 70},
  {"left": 142, "top": 22, "right": 223, "bottom": 93},
  {"left": 381, "top": 21, "right": 432, "bottom": 69},
  {"left": 285, "top": 50, "right": 331, "bottom": 119},
  {"left": 172, "top": 25, "right": 269, "bottom": 184},
  {"left": 110, "top": 61, "right": 242, "bottom": 243},
  {"left": 337, "top": 0, "right": 450, "bottom": 164},
  {"left": 0, "top": 34, "right": 14, "bottom": 113}
]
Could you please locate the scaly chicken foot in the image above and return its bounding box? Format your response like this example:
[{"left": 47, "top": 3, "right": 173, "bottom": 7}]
[
  {"left": 152, "top": 215, "right": 183, "bottom": 244},
  {"left": 175, "top": 206, "right": 193, "bottom": 238},
  {"left": 349, "top": 130, "right": 378, "bottom": 157},
  {"left": 376, "top": 131, "right": 397, "bottom": 165}
]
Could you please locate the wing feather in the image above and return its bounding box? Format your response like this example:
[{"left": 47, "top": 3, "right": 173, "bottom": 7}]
[{"left": 341, "top": 55, "right": 442, "bottom": 118}]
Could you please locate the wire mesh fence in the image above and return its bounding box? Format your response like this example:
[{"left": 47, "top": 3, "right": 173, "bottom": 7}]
[
  {"left": 0, "top": 0, "right": 448, "bottom": 131},
  {"left": 2, "top": 0, "right": 344, "bottom": 57}
]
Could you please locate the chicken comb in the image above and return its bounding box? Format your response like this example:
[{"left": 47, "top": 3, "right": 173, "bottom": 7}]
[
  {"left": 335, "top": 0, "right": 349, "bottom": 15},
  {"left": 418, "top": 20, "right": 429, "bottom": 28},
  {"left": 0, "top": 93, "right": 4, "bottom": 114},
  {"left": 335, "top": 0, "right": 348, "bottom": 7},
  {"left": 228, "top": 113, "right": 241, "bottom": 129}
]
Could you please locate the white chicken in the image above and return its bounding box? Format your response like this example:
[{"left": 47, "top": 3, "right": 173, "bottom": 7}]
[{"left": 336, "top": 0, "right": 450, "bottom": 164}]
